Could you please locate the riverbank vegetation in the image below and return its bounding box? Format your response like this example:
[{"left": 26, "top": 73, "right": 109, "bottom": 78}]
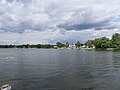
[
  {"left": 85, "top": 33, "right": 120, "bottom": 50},
  {"left": 0, "top": 44, "right": 54, "bottom": 49},
  {"left": 0, "top": 33, "right": 120, "bottom": 50}
]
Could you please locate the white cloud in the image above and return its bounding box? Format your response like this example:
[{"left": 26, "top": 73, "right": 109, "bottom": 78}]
[
  {"left": 0, "top": 0, "right": 120, "bottom": 44},
  {"left": 0, "top": 28, "right": 120, "bottom": 44}
]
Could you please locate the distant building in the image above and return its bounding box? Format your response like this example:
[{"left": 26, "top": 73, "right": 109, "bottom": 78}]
[
  {"left": 53, "top": 45, "right": 58, "bottom": 49},
  {"left": 82, "top": 45, "right": 86, "bottom": 48},
  {"left": 81, "top": 44, "right": 95, "bottom": 49},
  {"left": 92, "top": 45, "right": 95, "bottom": 49},
  {"left": 68, "top": 44, "right": 76, "bottom": 49},
  {"left": 86, "top": 45, "right": 95, "bottom": 49}
]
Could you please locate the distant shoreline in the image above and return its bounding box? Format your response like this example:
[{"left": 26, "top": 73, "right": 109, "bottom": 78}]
[
  {"left": 0, "top": 46, "right": 120, "bottom": 51},
  {"left": 0, "top": 33, "right": 120, "bottom": 50}
]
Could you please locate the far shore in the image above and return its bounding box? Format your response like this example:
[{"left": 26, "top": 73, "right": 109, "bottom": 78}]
[{"left": 0, "top": 46, "right": 120, "bottom": 51}]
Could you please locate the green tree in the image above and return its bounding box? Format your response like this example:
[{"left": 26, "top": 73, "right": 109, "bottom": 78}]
[
  {"left": 94, "top": 37, "right": 113, "bottom": 49},
  {"left": 85, "top": 40, "right": 94, "bottom": 48},
  {"left": 112, "top": 33, "right": 120, "bottom": 48},
  {"left": 37, "top": 44, "right": 41, "bottom": 48},
  {"left": 56, "top": 42, "right": 65, "bottom": 48},
  {"left": 75, "top": 41, "right": 81, "bottom": 48},
  {"left": 65, "top": 42, "right": 69, "bottom": 48}
]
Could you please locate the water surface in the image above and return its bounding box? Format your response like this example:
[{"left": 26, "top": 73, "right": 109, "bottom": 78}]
[{"left": 0, "top": 49, "right": 120, "bottom": 90}]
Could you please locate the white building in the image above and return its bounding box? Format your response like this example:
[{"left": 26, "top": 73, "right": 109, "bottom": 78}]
[{"left": 68, "top": 44, "right": 76, "bottom": 49}]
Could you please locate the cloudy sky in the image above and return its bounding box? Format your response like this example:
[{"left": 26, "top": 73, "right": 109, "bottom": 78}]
[{"left": 0, "top": 0, "right": 120, "bottom": 44}]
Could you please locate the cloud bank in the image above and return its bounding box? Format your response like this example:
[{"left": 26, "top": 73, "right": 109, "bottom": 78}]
[{"left": 0, "top": 0, "right": 120, "bottom": 44}]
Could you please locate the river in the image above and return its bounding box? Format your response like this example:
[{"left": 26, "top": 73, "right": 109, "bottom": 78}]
[{"left": 0, "top": 49, "right": 120, "bottom": 90}]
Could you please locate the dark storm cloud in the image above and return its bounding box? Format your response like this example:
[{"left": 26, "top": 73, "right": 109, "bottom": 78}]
[
  {"left": 0, "top": 21, "right": 49, "bottom": 33},
  {"left": 15, "top": 0, "right": 32, "bottom": 4},
  {"left": 57, "top": 20, "right": 110, "bottom": 30},
  {"left": 6, "top": 0, "right": 13, "bottom": 3}
]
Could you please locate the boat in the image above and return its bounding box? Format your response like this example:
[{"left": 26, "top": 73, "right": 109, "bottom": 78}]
[{"left": 0, "top": 84, "right": 11, "bottom": 90}]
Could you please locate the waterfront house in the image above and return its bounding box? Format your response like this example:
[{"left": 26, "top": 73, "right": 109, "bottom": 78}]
[{"left": 68, "top": 44, "right": 76, "bottom": 49}]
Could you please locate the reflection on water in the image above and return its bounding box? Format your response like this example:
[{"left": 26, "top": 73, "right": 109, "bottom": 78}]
[{"left": 0, "top": 49, "right": 120, "bottom": 90}]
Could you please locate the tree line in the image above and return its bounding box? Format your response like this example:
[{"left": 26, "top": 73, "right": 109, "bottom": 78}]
[
  {"left": 85, "top": 33, "right": 120, "bottom": 49},
  {"left": 56, "top": 41, "right": 82, "bottom": 48},
  {"left": 0, "top": 44, "right": 54, "bottom": 49},
  {"left": 56, "top": 33, "right": 120, "bottom": 49},
  {"left": 0, "top": 33, "right": 120, "bottom": 49}
]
